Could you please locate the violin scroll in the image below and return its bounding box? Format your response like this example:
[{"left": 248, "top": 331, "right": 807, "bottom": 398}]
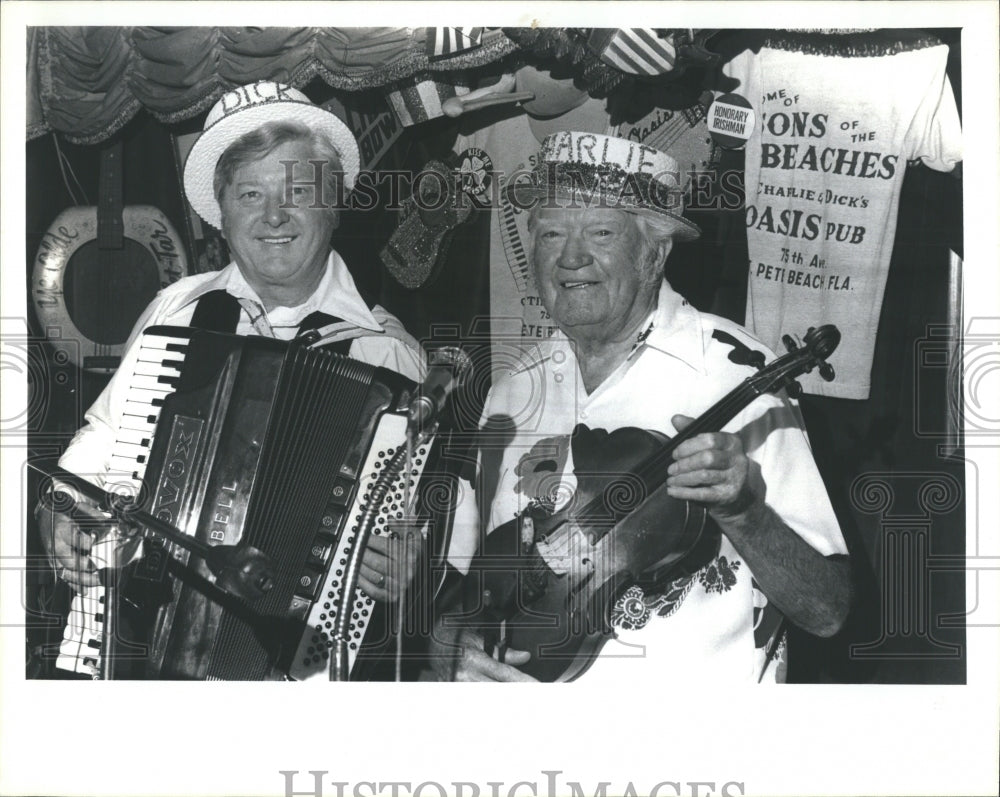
[
  {"left": 803, "top": 324, "right": 841, "bottom": 361},
  {"left": 781, "top": 324, "right": 840, "bottom": 385}
]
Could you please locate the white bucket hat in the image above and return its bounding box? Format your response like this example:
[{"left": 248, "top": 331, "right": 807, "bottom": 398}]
[{"left": 183, "top": 81, "right": 361, "bottom": 230}]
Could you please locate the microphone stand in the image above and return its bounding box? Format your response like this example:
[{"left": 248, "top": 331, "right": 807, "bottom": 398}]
[
  {"left": 30, "top": 462, "right": 275, "bottom": 603},
  {"left": 329, "top": 441, "right": 417, "bottom": 681},
  {"left": 330, "top": 347, "right": 470, "bottom": 681}
]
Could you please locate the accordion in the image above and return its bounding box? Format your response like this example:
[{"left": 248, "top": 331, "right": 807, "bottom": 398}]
[{"left": 58, "top": 325, "right": 453, "bottom": 680}]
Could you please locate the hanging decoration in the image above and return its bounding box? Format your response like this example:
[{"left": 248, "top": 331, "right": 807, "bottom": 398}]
[
  {"left": 379, "top": 159, "right": 476, "bottom": 290},
  {"left": 27, "top": 27, "right": 519, "bottom": 144},
  {"left": 385, "top": 74, "right": 471, "bottom": 128},
  {"left": 32, "top": 205, "right": 188, "bottom": 373},
  {"left": 426, "top": 27, "right": 484, "bottom": 59}
]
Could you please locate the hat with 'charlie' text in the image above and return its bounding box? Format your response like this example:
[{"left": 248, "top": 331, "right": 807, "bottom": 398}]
[{"left": 508, "top": 131, "right": 701, "bottom": 240}]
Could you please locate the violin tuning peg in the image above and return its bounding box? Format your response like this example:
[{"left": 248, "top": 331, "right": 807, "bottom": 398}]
[
  {"left": 819, "top": 362, "right": 835, "bottom": 382},
  {"left": 781, "top": 334, "right": 798, "bottom": 353},
  {"left": 785, "top": 380, "right": 802, "bottom": 398}
]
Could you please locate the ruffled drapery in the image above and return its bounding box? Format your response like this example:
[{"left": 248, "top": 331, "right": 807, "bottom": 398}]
[{"left": 27, "top": 27, "right": 519, "bottom": 144}]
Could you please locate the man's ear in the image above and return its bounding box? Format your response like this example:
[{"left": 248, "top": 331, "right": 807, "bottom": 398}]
[{"left": 658, "top": 237, "right": 674, "bottom": 266}]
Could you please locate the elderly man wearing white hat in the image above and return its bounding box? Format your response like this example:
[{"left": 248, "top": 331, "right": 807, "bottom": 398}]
[
  {"left": 41, "top": 82, "right": 425, "bottom": 608},
  {"left": 436, "top": 131, "right": 852, "bottom": 684}
]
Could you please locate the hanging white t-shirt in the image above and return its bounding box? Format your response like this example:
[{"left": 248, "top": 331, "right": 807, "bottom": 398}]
[{"left": 723, "top": 41, "right": 962, "bottom": 398}]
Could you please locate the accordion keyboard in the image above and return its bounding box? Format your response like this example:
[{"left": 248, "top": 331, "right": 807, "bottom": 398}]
[
  {"left": 54, "top": 586, "right": 104, "bottom": 677},
  {"left": 106, "top": 329, "right": 190, "bottom": 493},
  {"left": 54, "top": 330, "right": 190, "bottom": 677}
]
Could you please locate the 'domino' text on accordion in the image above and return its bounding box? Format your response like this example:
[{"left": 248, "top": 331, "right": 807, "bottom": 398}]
[{"left": 58, "top": 325, "right": 449, "bottom": 680}]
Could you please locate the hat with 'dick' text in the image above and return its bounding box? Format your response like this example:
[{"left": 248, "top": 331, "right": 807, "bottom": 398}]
[
  {"left": 183, "top": 81, "right": 361, "bottom": 230},
  {"left": 508, "top": 131, "right": 701, "bottom": 240}
]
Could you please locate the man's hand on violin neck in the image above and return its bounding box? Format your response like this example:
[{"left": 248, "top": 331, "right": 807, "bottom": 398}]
[{"left": 665, "top": 414, "right": 759, "bottom": 520}]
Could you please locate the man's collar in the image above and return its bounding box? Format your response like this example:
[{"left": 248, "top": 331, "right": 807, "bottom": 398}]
[
  {"left": 505, "top": 282, "right": 706, "bottom": 379},
  {"left": 173, "top": 252, "right": 382, "bottom": 333},
  {"left": 640, "top": 281, "right": 708, "bottom": 375}
]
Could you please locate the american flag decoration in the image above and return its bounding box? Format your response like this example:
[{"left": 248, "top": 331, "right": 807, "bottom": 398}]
[
  {"left": 386, "top": 77, "right": 470, "bottom": 127},
  {"left": 426, "top": 27, "right": 484, "bottom": 59},
  {"left": 588, "top": 29, "right": 677, "bottom": 76}
]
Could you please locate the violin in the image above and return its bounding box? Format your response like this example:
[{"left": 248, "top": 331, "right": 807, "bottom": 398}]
[{"left": 460, "top": 325, "right": 840, "bottom": 681}]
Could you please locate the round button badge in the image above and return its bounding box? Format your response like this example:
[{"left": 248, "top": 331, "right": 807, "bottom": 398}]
[{"left": 707, "top": 93, "right": 755, "bottom": 150}]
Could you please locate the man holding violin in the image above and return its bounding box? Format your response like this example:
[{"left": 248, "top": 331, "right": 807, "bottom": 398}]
[{"left": 434, "top": 131, "right": 851, "bottom": 683}]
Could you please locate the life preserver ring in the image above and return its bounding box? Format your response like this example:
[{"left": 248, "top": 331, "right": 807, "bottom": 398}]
[{"left": 31, "top": 206, "right": 188, "bottom": 373}]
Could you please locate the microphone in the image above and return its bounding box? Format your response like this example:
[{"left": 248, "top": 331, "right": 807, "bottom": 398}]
[{"left": 407, "top": 347, "right": 473, "bottom": 436}]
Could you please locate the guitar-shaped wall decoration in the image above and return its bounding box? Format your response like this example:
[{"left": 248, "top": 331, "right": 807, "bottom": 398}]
[
  {"left": 613, "top": 91, "right": 719, "bottom": 192},
  {"left": 32, "top": 141, "right": 188, "bottom": 374}
]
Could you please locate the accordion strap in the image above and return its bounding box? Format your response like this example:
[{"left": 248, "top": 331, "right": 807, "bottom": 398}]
[
  {"left": 189, "top": 290, "right": 354, "bottom": 355},
  {"left": 189, "top": 289, "right": 240, "bottom": 333}
]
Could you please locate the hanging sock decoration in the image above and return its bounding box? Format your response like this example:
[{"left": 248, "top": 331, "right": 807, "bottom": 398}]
[
  {"left": 380, "top": 159, "right": 476, "bottom": 289},
  {"left": 502, "top": 28, "right": 722, "bottom": 98},
  {"left": 723, "top": 33, "right": 962, "bottom": 399}
]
